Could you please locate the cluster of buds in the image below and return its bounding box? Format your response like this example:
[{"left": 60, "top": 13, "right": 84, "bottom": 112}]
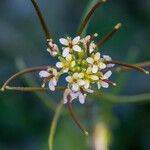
[{"left": 39, "top": 34, "right": 116, "bottom": 104}]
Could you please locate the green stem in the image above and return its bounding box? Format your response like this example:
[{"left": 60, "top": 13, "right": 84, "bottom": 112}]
[
  {"left": 48, "top": 101, "right": 64, "bottom": 150},
  {"left": 2, "top": 86, "right": 65, "bottom": 92},
  {"left": 31, "top": 0, "right": 51, "bottom": 39},
  {"left": 1, "top": 66, "right": 47, "bottom": 91}
]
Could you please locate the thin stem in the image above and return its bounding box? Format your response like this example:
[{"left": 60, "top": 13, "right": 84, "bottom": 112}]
[
  {"left": 67, "top": 95, "right": 89, "bottom": 136},
  {"left": 106, "top": 60, "right": 149, "bottom": 74},
  {"left": 77, "top": 0, "right": 107, "bottom": 36},
  {"left": 97, "top": 23, "right": 122, "bottom": 48},
  {"left": 31, "top": 0, "right": 51, "bottom": 39},
  {"left": 48, "top": 101, "right": 64, "bottom": 150},
  {"left": 114, "top": 61, "right": 150, "bottom": 72},
  {"left": 2, "top": 86, "right": 65, "bottom": 92},
  {"left": 1, "top": 66, "right": 48, "bottom": 91}
]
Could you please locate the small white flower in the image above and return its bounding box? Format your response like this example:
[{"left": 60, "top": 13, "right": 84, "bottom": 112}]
[
  {"left": 81, "top": 35, "right": 91, "bottom": 46},
  {"left": 56, "top": 54, "right": 76, "bottom": 72},
  {"left": 103, "top": 55, "right": 115, "bottom": 68},
  {"left": 39, "top": 68, "right": 58, "bottom": 91},
  {"left": 86, "top": 52, "right": 106, "bottom": 73},
  {"left": 66, "top": 73, "right": 85, "bottom": 92},
  {"left": 73, "top": 88, "right": 93, "bottom": 104},
  {"left": 81, "top": 35, "right": 97, "bottom": 54},
  {"left": 97, "top": 71, "right": 112, "bottom": 89},
  {"left": 47, "top": 39, "right": 59, "bottom": 56},
  {"left": 59, "top": 36, "right": 81, "bottom": 57}
]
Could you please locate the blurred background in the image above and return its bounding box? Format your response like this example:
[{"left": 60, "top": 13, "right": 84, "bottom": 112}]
[{"left": 0, "top": 0, "right": 150, "bottom": 149}]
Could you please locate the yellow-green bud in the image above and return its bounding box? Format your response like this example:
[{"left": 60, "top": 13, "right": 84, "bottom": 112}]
[
  {"left": 81, "top": 60, "right": 87, "bottom": 67},
  {"left": 75, "top": 66, "right": 81, "bottom": 72},
  {"left": 78, "top": 51, "right": 85, "bottom": 58}
]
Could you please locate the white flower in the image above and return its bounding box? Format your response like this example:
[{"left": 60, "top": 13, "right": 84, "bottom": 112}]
[
  {"left": 74, "top": 88, "right": 94, "bottom": 104},
  {"left": 59, "top": 36, "right": 81, "bottom": 57},
  {"left": 81, "top": 35, "right": 91, "bottom": 46},
  {"left": 66, "top": 73, "right": 85, "bottom": 92},
  {"left": 97, "top": 71, "right": 112, "bottom": 89},
  {"left": 86, "top": 52, "right": 106, "bottom": 73},
  {"left": 39, "top": 68, "right": 58, "bottom": 91},
  {"left": 63, "top": 88, "right": 93, "bottom": 104},
  {"left": 47, "top": 39, "right": 59, "bottom": 56},
  {"left": 81, "top": 35, "right": 97, "bottom": 54},
  {"left": 56, "top": 54, "right": 76, "bottom": 72},
  {"left": 103, "top": 55, "right": 115, "bottom": 68}
]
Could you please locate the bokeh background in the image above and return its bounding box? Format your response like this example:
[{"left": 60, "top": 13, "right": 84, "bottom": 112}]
[{"left": 0, "top": 0, "right": 150, "bottom": 150}]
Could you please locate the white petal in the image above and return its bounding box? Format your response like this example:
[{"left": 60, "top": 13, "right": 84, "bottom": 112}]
[
  {"left": 86, "top": 57, "right": 94, "bottom": 64},
  {"left": 107, "top": 64, "right": 115, "bottom": 68},
  {"left": 92, "top": 65, "right": 98, "bottom": 73},
  {"left": 66, "top": 54, "right": 72, "bottom": 61},
  {"left": 97, "top": 82, "right": 101, "bottom": 89},
  {"left": 99, "top": 62, "right": 106, "bottom": 69},
  {"left": 103, "top": 55, "right": 112, "bottom": 61},
  {"left": 52, "top": 69, "right": 57, "bottom": 76},
  {"left": 39, "top": 71, "right": 50, "bottom": 78},
  {"left": 79, "top": 93, "right": 86, "bottom": 104},
  {"left": 94, "top": 52, "right": 100, "bottom": 61},
  {"left": 59, "top": 38, "right": 69, "bottom": 46},
  {"left": 78, "top": 73, "right": 84, "bottom": 78},
  {"left": 64, "top": 97, "right": 68, "bottom": 104},
  {"left": 72, "top": 36, "right": 80, "bottom": 45},
  {"left": 65, "top": 76, "right": 72, "bottom": 82},
  {"left": 102, "top": 71, "right": 112, "bottom": 79},
  {"left": 101, "top": 81, "right": 109, "bottom": 88},
  {"left": 103, "top": 55, "right": 115, "bottom": 67},
  {"left": 86, "top": 89, "right": 94, "bottom": 93},
  {"left": 72, "top": 83, "right": 79, "bottom": 91},
  {"left": 73, "top": 73, "right": 79, "bottom": 79},
  {"left": 90, "top": 75, "right": 99, "bottom": 80},
  {"left": 62, "top": 47, "right": 70, "bottom": 57},
  {"left": 84, "top": 80, "right": 90, "bottom": 89},
  {"left": 71, "top": 92, "right": 79, "bottom": 99},
  {"left": 48, "top": 81, "right": 55, "bottom": 91},
  {"left": 78, "top": 80, "right": 85, "bottom": 86},
  {"left": 56, "top": 62, "right": 63, "bottom": 68},
  {"left": 89, "top": 47, "right": 94, "bottom": 54},
  {"left": 73, "top": 45, "right": 81, "bottom": 52},
  {"left": 51, "top": 78, "right": 57, "bottom": 86}
]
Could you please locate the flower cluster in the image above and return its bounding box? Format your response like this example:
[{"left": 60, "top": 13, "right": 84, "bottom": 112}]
[{"left": 39, "top": 34, "right": 116, "bottom": 104}]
